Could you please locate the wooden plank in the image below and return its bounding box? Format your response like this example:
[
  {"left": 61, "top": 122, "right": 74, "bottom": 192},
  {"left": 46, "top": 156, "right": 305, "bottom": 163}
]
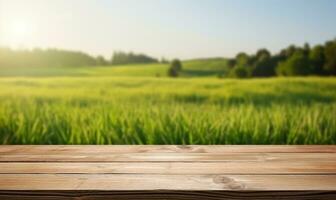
[
  {"left": 1, "top": 174, "right": 336, "bottom": 191},
  {"left": 0, "top": 191, "right": 335, "bottom": 200},
  {"left": 1, "top": 145, "right": 336, "bottom": 154},
  {"left": 0, "top": 152, "right": 335, "bottom": 162},
  {"left": 1, "top": 145, "right": 335, "bottom": 199},
  {"left": 1, "top": 161, "right": 335, "bottom": 174}
]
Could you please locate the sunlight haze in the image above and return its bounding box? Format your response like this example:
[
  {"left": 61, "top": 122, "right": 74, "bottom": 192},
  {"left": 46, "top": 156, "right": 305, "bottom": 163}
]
[{"left": 0, "top": 0, "right": 335, "bottom": 59}]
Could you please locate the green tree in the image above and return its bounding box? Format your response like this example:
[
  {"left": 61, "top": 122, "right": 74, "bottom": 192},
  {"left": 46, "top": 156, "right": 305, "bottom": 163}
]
[
  {"left": 235, "top": 52, "right": 250, "bottom": 67},
  {"left": 168, "top": 59, "right": 182, "bottom": 77},
  {"left": 324, "top": 39, "right": 336, "bottom": 75},
  {"left": 96, "top": 56, "right": 109, "bottom": 66},
  {"left": 111, "top": 51, "right": 158, "bottom": 65},
  {"left": 226, "top": 58, "right": 236, "bottom": 69},
  {"left": 277, "top": 51, "right": 312, "bottom": 76},
  {"left": 230, "top": 66, "right": 249, "bottom": 78},
  {"left": 309, "top": 45, "right": 325, "bottom": 75},
  {"left": 303, "top": 42, "right": 311, "bottom": 56},
  {"left": 0, "top": 47, "right": 97, "bottom": 68},
  {"left": 252, "top": 49, "right": 276, "bottom": 77},
  {"left": 279, "top": 45, "right": 298, "bottom": 59},
  {"left": 256, "top": 48, "right": 271, "bottom": 59}
]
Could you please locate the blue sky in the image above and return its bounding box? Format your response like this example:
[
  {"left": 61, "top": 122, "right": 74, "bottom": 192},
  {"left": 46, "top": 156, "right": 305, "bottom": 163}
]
[{"left": 0, "top": 0, "right": 335, "bottom": 59}]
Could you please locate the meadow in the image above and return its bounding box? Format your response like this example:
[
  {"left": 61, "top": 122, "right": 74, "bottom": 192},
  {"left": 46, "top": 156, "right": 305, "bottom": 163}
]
[{"left": 0, "top": 63, "right": 335, "bottom": 144}]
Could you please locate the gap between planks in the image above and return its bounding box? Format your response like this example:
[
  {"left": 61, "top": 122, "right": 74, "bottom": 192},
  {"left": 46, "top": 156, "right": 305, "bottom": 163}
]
[{"left": 1, "top": 191, "right": 335, "bottom": 200}]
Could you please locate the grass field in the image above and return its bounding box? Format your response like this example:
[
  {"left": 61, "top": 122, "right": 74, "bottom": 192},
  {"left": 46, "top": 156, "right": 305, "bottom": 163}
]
[
  {"left": 0, "top": 72, "right": 335, "bottom": 144},
  {"left": 0, "top": 58, "right": 229, "bottom": 78}
]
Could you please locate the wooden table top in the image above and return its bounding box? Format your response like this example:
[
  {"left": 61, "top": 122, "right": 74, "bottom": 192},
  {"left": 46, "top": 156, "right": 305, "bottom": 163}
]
[{"left": 0, "top": 145, "right": 335, "bottom": 199}]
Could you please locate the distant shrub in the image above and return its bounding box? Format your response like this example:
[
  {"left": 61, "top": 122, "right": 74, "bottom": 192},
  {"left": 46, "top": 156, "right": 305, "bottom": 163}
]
[
  {"left": 230, "top": 66, "right": 249, "bottom": 78},
  {"left": 96, "top": 56, "right": 109, "bottom": 66},
  {"left": 168, "top": 59, "right": 182, "bottom": 77}
]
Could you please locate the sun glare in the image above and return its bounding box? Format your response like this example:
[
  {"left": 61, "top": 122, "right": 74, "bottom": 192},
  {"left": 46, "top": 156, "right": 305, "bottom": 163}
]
[{"left": 2, "top": 20, "right": 34, "bottom": 47}]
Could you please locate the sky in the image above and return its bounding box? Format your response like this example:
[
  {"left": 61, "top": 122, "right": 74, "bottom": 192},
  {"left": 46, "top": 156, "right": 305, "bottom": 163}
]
[{"left": 0, "top": 0, "right": 335, "bottom": 59}]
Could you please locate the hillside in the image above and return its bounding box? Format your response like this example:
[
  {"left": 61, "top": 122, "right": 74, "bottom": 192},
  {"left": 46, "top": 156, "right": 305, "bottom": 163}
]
[
  {"left": 182, "top": 58, "right": 229, "bottom": 77},
  {"left": 0, "top": 58, "right": 229, "bottom": 78}
]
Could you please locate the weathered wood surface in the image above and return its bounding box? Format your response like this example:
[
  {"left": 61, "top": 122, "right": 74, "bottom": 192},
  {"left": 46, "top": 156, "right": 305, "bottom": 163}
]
[{"left": 0, "top": 145, "right": 335, "bottom": 199}]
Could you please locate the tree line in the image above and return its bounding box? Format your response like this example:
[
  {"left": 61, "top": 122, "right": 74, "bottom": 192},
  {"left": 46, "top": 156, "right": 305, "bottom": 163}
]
[
  {"left": 0, "top": 48, "right": 98, "bottom": 68},
  {"left": 227, "top": 38, "right": 336, "bottom": 78},
  {"left": 1, "top": 38, "right": 335, "bottom": 78},
  {"left": 0, "top": 48, "right": 159, "bottom": 68},
  {"left": 110, "top": 51, "right": 158, "bottom": 65}
]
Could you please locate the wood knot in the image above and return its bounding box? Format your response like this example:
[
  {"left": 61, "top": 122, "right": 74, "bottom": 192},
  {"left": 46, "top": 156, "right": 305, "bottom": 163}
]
[
  {"left": 213, "top": 176, "right": 233, "bottom": 184},
  {"left": 178, "top": 145, "right": 193, "bottom": 150},
  {"left": 177, "top": 145, "right": 206, "bottom": 153},
  {"left": 213, "top": 176, "right": 245, "bottom": 190}
]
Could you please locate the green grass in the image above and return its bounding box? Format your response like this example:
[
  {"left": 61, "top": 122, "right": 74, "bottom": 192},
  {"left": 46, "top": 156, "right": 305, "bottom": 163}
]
[
  {"left": 0, "top": 64, "right": 169, "bottom": 77},
  {"left": 0, "top": 76, "right": 335, "bottom": 144},
  {"left": 182, "top": 58, "right": 229, "bottom": 77},
  {"left": 0, "top": 58, "right": 229, "bottom": 78},
  {"left": 87, "top": 63, "right": 169, "bottom": 77}
]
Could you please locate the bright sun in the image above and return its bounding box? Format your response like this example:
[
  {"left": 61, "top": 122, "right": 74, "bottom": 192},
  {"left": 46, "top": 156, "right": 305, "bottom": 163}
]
[{"left": 2, "top": 20, "right": 34, "bottom": 47}]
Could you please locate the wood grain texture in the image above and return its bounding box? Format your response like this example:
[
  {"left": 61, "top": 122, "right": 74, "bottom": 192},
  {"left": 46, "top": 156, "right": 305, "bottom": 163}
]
[
  {"left": 1, "top": 152, "right": 335, "bottom": 162},
  {"left": 0, "top": 145, "right": 335, "bottom": 199},
  {"left": 1, "top": 161, "right": 336, "bottom": 174},
  {"left": 1, "top": 174, "right": 336, "bottom": 190}
]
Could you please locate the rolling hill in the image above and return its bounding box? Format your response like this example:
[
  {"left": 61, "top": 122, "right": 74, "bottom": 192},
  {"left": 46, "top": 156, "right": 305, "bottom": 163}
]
[{"left": 0, "top": 58, "right": 229, "bottom": 78}]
